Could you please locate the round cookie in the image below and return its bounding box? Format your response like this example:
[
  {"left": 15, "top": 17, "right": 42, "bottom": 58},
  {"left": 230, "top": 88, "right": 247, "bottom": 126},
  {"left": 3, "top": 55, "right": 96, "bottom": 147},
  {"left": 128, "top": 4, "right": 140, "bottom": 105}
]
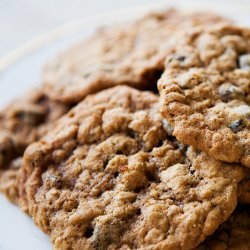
[
  {"left": 197, "top": 205, "right": 250, "bottom": 250},
  {"left": 0, "top": 89, "right": 70, "bottom": 204},
  {"left": 21, "top": 86, "right": 245, "bottom": 250},
  {"left": 158, "top": 24, "right": 250, "bottom": 167},
  {"left": 42, "top": 10, "right": 229, "bottom": 103}
]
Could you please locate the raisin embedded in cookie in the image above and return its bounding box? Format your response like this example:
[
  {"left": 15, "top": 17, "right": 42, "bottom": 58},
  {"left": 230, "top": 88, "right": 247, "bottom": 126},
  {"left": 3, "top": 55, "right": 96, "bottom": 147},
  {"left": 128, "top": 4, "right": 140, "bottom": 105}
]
[
  {"left": 197, "top": 205, "right": 250, "bottom": 250},
  {"left": 0, "top": 89, "right": 70, "bottom": 205},
  {"left": 20, "top": 86, "right": 245, "bottom": 250},
  {"left": 158, "top": 24, "right": 250, "bottom": 167},
  {"left": 42, "top": 10, "right": 229, "bottom": 103}
]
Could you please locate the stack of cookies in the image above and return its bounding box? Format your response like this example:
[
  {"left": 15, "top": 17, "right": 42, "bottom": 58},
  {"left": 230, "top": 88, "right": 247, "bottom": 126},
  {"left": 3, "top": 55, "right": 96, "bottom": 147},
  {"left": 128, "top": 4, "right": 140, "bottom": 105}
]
[{"left": 0, "top": 9, "right": 249, "bottom": 250}]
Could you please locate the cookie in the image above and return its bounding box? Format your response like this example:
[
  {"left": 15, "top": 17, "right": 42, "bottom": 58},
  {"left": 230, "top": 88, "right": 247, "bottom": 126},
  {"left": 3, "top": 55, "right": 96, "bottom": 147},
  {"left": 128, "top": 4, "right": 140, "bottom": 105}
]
[
  {"left": 197, "top": 205, "right": 250, "bottom": 250},
  {"left": 0, "top": 89, "right": 70, "bottom": 204},
  {"left": 20, "top": 86, "right": 245, "bottom": 250},
  {"left": 158, "top": 24, "right": 250, "bottom": 167},
  {"left": 0, "top": 157, "right": 22, "bottom": 204},
  {"left": 238, "top": 168, "right": 250, "bottom": 204},
  {"left": 42, "top": 10, "right": 229, "bottom": 103}
]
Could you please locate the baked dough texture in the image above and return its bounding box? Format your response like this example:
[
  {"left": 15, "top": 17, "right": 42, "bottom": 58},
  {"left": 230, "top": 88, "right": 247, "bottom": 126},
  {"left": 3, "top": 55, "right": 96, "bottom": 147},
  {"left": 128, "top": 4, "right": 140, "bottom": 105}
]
[
  {"left": 21, "top": 86, "right": 245, "bottom": 250},
  {"left": 0, "top": 89, "right": 69, "bottom": 204},
  {"left": 159, "top": 24, "right": 250, "bottom": 167},
  {"left": 197, "top": 205, "right": 250, "bottom": 250},
  {"left": 42, "top": 10, "right": 229, "bottom": 103}
]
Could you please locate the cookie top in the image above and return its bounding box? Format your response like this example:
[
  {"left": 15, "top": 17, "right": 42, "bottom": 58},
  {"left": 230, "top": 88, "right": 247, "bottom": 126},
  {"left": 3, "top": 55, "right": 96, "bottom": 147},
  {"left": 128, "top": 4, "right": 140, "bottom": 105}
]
[
  {"left": 158, "top": 24, "right": 250, "bottom": 167},
  {"left": 21, "top": 86, "right": 245, "bottom": 250},
  {"left": 197, "top": 205, "right": 250, "bottom": 250},
  {"left": 42, "top": 10, "right": 228, "bottom": 103},
  {"left": 0, "top": 89, "right": 69, "bottom": 203}
]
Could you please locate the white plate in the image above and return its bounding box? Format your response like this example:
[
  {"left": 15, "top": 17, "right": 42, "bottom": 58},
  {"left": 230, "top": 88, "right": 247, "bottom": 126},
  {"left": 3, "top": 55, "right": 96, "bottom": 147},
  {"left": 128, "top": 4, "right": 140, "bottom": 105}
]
[{"left": 0, "top": 1, "right": 250, "bottom": 249}]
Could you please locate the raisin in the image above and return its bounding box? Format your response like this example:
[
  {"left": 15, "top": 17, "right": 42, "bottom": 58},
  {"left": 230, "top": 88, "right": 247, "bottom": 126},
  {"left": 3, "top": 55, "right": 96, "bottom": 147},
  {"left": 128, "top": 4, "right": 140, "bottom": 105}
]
[
  {"left": 229, "top": 119, "right": 245, "bottom": 132},
  {"left": 218, "top": 83, "right": 244, "bottom": 102},
  {"left": 168, "top": 55, "right": 186, "bottom": 63},
  {"left": 15, "top": 110, "right": 46, "bottom": 125}
]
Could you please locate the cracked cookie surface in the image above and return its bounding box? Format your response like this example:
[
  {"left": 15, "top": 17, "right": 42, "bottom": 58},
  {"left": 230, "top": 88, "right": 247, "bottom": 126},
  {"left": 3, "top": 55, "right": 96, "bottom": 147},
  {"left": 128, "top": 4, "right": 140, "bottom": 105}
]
[
  {"left": 42, "top": 10, "right": 228, "bottom": 103},
  {"left": 0, "top": 89, "right": 69, "bottom": 204},
  {"left": 197, "top": 205, "right": 250, "bottom": 250},
  {"left": 21, "top": 86, "right": 245, "bottom": 250},
  {"left": 158, "top": 24, "right": 250, "bottom": 167}
]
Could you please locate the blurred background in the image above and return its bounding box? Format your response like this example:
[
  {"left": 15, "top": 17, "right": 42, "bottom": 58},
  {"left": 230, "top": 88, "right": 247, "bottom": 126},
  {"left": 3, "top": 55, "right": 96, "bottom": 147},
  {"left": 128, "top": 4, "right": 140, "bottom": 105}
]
[
  {"left": 1, "top": 0, "right": 249, "bottom": 57},
  {"left": 0, "top": 0, "right": 157, "bottom": 57}
]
